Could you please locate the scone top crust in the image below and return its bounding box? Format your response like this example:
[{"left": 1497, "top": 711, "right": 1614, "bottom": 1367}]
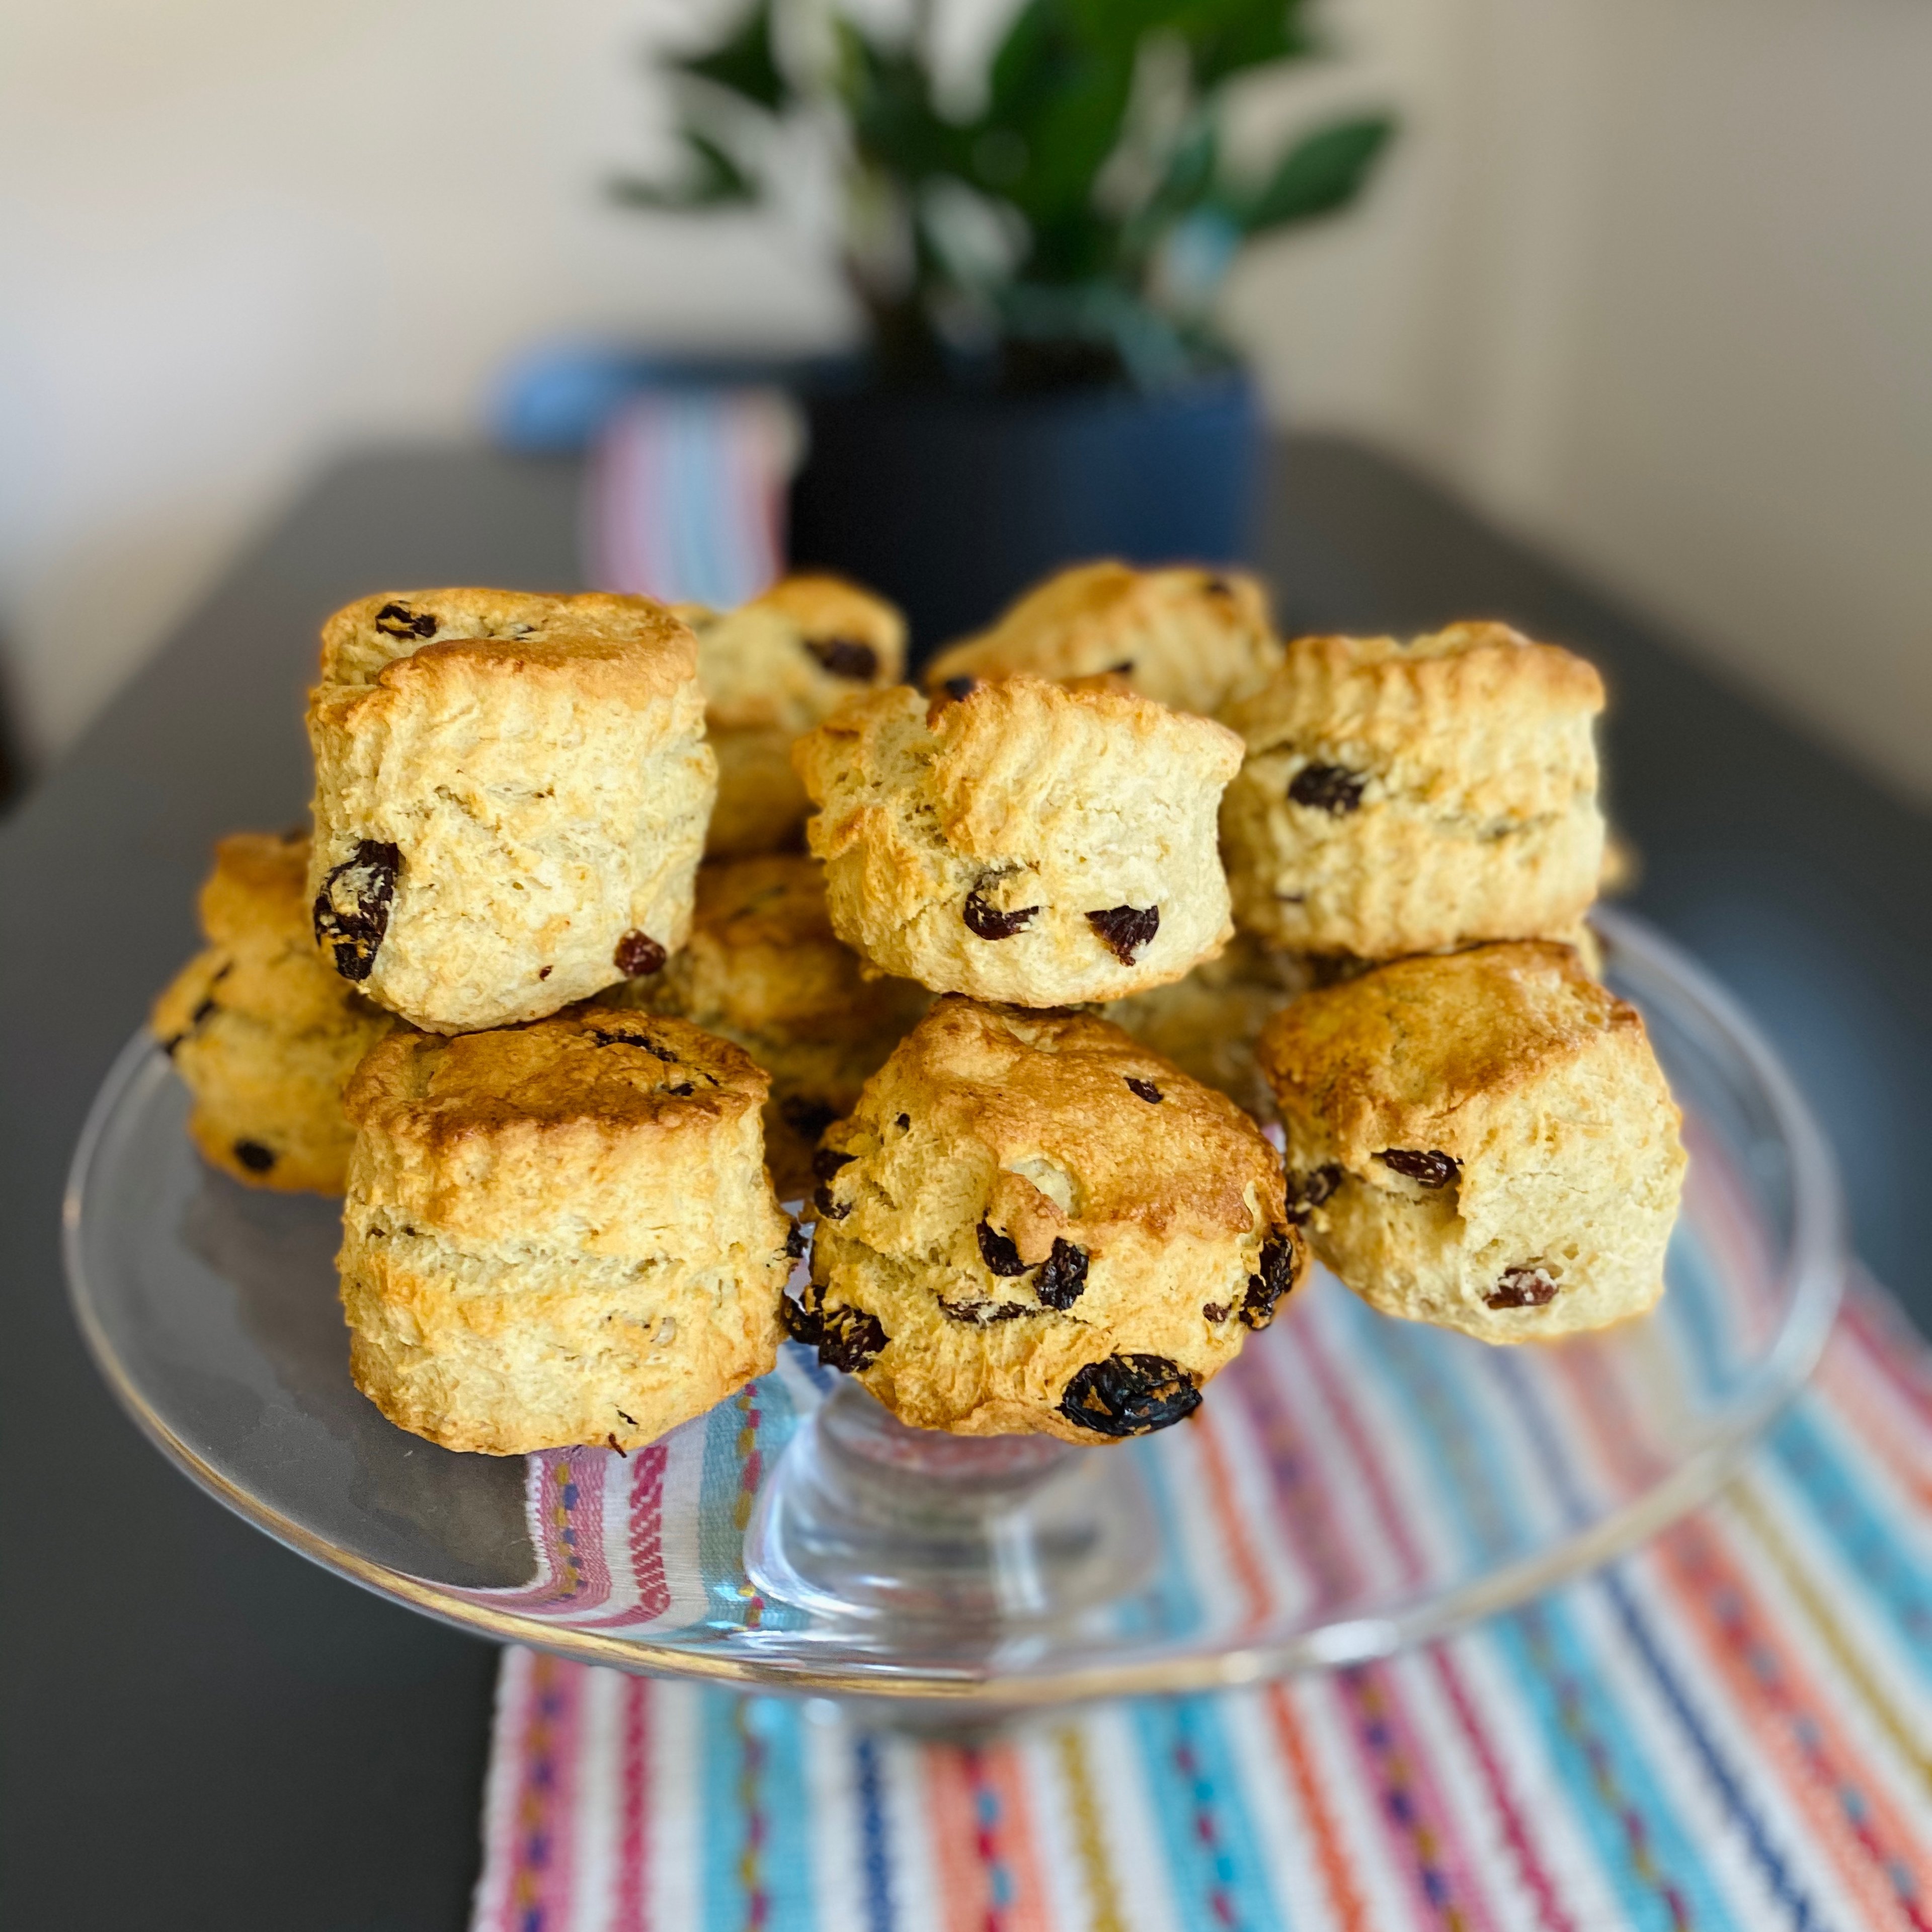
[
  {"left": 196, "top": 828, "right": 310, "bottom": 946},
  {"left": 694, "top": 572, "right": 906, "bottom": 735},
  {"left": 924, "top": 560, "right": 1281, "bottom": 717},
  {"left": 795, "top": 676, "right": 1244, "bottom": 1003},
  {"left": 318, "top": 588, "right": 698, "bottom": 698},
  {"left": 1255, "top": 941, "right": 1645, "bottom": 1172},
  {"left": 826, "top": 997, "right": 1282, "bottom": 1247}
]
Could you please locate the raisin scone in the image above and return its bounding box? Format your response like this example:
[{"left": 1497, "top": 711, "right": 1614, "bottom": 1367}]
[
  {"left": 795, "top": 677, "right": 1243, "bottom": 1006},
  {"left": 1256, "top": 942, "right": 1685, "bottom": 1341},
  {"left": 684, "top": 574, "right": 906, "bottom": 859},
  {"left": 339, "top": 1008, "right": 793, "bottom": 1455},
  {"left": 151, "top": 830, "right": 393, "bottom": 1192},
  {"left": 306, "top": 589, "right": 713, "bottom": 1034},
  {"left": 607, "top": 853, "right": 928, "bottom": 1199},
  {"left": 1220, "top": 622, "right": 1606, "bottom": 959},
  {"left": 793, "top": 997, "right": 1303, "bottom": 1441},
  {"left": 924, "top": 561, "right": 1281, "bottom": 718}
]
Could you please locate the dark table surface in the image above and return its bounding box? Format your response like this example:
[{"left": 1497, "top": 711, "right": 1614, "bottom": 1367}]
[{"left": 5, "top": 436, "right": 1927, "bottom": 1929}]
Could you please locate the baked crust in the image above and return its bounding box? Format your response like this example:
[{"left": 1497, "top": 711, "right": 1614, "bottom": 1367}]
[
  {"left": 795, "top": 677, "right": 1242, "bottom": 1005},
  {"left": 798, "top": 997, "right": 1302, "bottom": 1440},
  {"left": 1256, "top": 941, "right": 1684, "bottom": 1340}
]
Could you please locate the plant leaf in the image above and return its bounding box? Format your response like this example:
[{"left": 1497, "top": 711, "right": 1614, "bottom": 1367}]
[
  {"left": 1238, "top": 114, "right": 1394, "bottom": 232},
  {"left": 609, "top": 125, "right": 761, "bottom": 210},
  {"left": 677, "top": 0, "right": 789, "bottom": 114},
  {"left": 1177, "top": 0, "right": 1320, "bottom": 89}
]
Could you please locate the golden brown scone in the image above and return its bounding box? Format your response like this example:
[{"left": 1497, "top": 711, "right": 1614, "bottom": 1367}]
[
  {"left": 687, "top": 574, "right": 907, "bottom": 858},
  {"left": 924, "top": 561, "right": 1280, "bottom": 718},
  {"left": 1256, "top": 942, "right": 1684, "bottom": 1341},
  {"left": 339, "top": 1008, "right": 793, "bottom": 1455},
  {"left": 795, "top": 677, "right": 1243, "bottom": 1006},
  {"left": 151, "top": 831, "right": 392, "bottom": 1192},
  {"left": 794, "top": 997, "right": 1303, "bottom": 1441},
  {"left": 1219, "top": 622, "right": 1606, "bottom": 959},
  {"left": 607, "top": 854, "right": 928, "bottom": 1199},
  {"left": 306, "top": 589, "right": 714, "bottom": 1034}
]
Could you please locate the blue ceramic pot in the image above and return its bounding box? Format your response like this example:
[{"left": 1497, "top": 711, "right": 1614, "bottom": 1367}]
[{"left": 787, "top": 372, "right": 1263, "bottom": 668}]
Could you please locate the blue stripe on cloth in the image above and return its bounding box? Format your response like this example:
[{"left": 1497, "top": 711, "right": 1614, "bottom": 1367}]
[
  {"left": 700, "top": 1693, "right": 819, "bottom": 1932},
  {"left": 1770, "top": 1403, "right": 1932, "bottom": 1673},
  {"left": 1359, "top": 1314, "right": 1733, "bottom": 1930},
  {"left": 696, "top": 1375, "right": 806, "bottom": 1633},
  {"left": 851, "top": 1733, "right": 896, "bottom": 1932},
  {"left": 1492, "top": 1351, "right": 1831, "bottom": 1932}
]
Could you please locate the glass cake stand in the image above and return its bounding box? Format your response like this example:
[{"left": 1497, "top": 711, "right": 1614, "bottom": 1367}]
[{"left": 64, "top": 912, "right": 1843, "bottom": 1711}]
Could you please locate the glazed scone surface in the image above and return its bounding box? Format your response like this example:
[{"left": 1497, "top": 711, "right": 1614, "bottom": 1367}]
[
  {"left": 151, "top": 830, "right": 391, "bottom": 1192},
  {"left": 796, "top": 998, "right": 1303, "bottom": 1441},
  {"left": 689, "top": 574, "right": 907, "bottom": 858},
  {"left": 609, "top": 854, "right": 928, "bottom": 1199},
  {"left": 1220, "top": 622, "right": 1606, "bottom": 958},
  {"left": 795, "top": 677, "right": 1243, "bottom": 1006},
  {"left": 339, "top": 1007, "right": 792, "bottom": 1454},
  {"left": 307, "top": 589, "right": 714, "bottom": 1033},
  {"left": 925, "top": 561, "right": 1281, "bottom": 718},
  {"left": 1256, "top": 942, "right": 1684, "bottom": 1341}
]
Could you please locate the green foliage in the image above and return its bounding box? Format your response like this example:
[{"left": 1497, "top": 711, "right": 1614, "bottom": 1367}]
[{"left": 613, "top": 0, "right": 1395, "bottom": 390}]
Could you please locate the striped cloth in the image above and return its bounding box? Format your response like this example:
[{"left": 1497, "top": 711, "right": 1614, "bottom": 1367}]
[{"left": 469, "top": 1271, "right": 1932, "bottom": 1931}]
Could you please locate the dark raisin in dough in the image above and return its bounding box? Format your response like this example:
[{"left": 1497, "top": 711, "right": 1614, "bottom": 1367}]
[
  {"left": 976, "top": 1220, "right": 1028, "bottom": 1276},
  {"left": 782, "top": 1283, "right": 886, "bottom": 1371},
  {"left": 1202, "top": 577, "right": 1233, "bottom": 598},
  {"left": 813, "top": 1148, "right": 855, "bottom": 1181},
  {"left": 963, "top": 891, "right": 1038, "bottom": 940},
  {"left": 1107, "top": 659, "right": 1135, "bottom": 675},
  {"left": 1125, "top": 1077, "right": 1162, "bottom": 1104},
  {"left": 614, "top": 930, "right": 667, "bottom": 978},
  {"left": 1377, "top": 1148, "right": 1461, "bottom": 1188},
  {"left": 813, "top": 1186, "right": 852, "bottom": 1221},
  {"left": 779, "top": 1096, "right": 839, "bottom": 1142},
  {"left": 373, "top": 601, "right": 437, "bottom": 640},
  {"left": 313, "top": 839, "right": 402, "bottom": 982},
  {"left": 233, "top": 1140, "right": 276, "bottom": 1174},
  {"left": 588, "top": 1025, "right": 677, "bottom": 1062},
  {"left": 1285, "top": 1164, "right": 1342, "bottom": 1223},
  {"left": 1059, "top": 1354, "right": 1201, "bottom": 1438},
  {"left": 1033, "top": 1238, "right": 1088, "bottom": 1310},
  {"left": 1240, "top": 1229, "right": 1301, "bottom": 1330},
  {"left": 805, "top": 636, "right": 878, "bottom": 681},
  {"left": 785, "top": 1222, "right": 808, "bottom": 1260},
  {"left": 1486, "top": 1267, "right": 1559, "bottom": 1310},
  {"left": 1202, "top": 1302, "right": 1231, "bottom": 1324},
  {"left": 1085, "top": 904, "right": 1159, "bottom": 965},
  {"left": 939, "top": 675, "right": 978, "bottom": 703},
  {"left": 812, "top": 1148, "right": 856, "bottom": 1222},
  {"left": 938, "top": 1297, "right": 1032, "bottom": 1325},
  {"left": 1288, "top": 763, "right": 1366, "bottom": 814}
]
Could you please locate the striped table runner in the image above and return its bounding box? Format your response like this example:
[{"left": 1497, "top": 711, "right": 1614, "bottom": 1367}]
[{"left": 470, "top": 1273, "right": 1932, "bottom": 1931}]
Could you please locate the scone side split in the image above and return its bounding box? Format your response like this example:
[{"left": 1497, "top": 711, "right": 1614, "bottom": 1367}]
[
  {"left": 795, "top": 996, "right": 1304, "bottom": 1441},
  {"left": 1256, "top": 940, "right": 1685, "bottom": 1341},
  {"left": 150, "top": 830, "right": 392, "bottom": 1192},
  {"left": 1220, "top": 621, "right": 1607, "bottom": 959},
  {"left": 338, "top": 1007, "right": 794, "bottom": 1454},
  {"left": 306, "top": 589, "right": 715, "bottom": 1033},
  {"left": 796, "top": 676, "right": 1244, "bottom": 1006}
]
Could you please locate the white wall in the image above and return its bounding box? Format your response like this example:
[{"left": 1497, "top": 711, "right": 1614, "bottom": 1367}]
[{"left": 7, "top": 0, "right": 1932, "bottom": 801}]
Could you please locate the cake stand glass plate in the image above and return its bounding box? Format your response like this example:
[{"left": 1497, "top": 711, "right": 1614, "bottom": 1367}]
[{"left": 64, "top": 911, "right": 1843, "bottom": 1710}]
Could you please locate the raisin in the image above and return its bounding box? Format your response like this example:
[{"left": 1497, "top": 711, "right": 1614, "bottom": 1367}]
[
  {"left": 939, "top": 675, "right": 978, "bottom": 703},
  {"left": 312, "top": 839, "right": 401, "bottom": 982},
  {"left": 1107, "top": 659, "right": 1136, "bottom": 675},
  {"left": 538, "top": 965, "right": 553, "bottom": 981},
  {"left": 373, "top": 601, "right": 437, "bottom": 640},
  {"left": 1086, "top": 904, "right": 1159, "bottom": 964},
  {"left": 191, "top": 995, "right": 219, "bottom": 1027},
  {"left": 938, "top": 1297, "right": 1032, "bottom": 1325},
  {"left": 588, "top": 1026, "right": 676, "bottom": 1061},
  {"left": 813, "top": 1185, "right": 852, "bottom": 1222},
  {"left": 1202, "top": 1302, "right": 1231, "bottom": 1324},
  {"left": 976, "top": 1220, "right": 1028, "bottom": 1276},
  {"left": 813, "top": 1148, "right": 855, "bottom": 1181},
  {"left": 614, "top": 930, "right": 666, "bottom": 978},
  {"left": 780, "top": 1287, "right": 821, "bottom": 1347},
  {"left": 1285, "top": 1164, "right": 1342, "bottom": 1224},
  {"left": 1377, "top": 1148, "right": 1460, "bottom": 1188},
  {"left": 1202, "top": 577, "right": 1233, "bottom": 598},
  {"left": 616, "top": 1408, "right": 638, "bottom": 1427},
  {"left": 1289, "top": 764, "right": 1366, "bottom": 814},
  {"left": 806, "top": 636, "right": 879, "bottom": 681},
  {"left": 1125, "top": 1077, "right": 1162, "bottom": 1104},
  {"left": 783, "top": 1284, "right": 885, "bottom": 1372},
  {"left": 963, "top": 891, "right": 1038, "bottom": 940},
  {"left": 233, "top": 1140, "right": 276, "bottom": 1174},
  {"left": 780, "top": 1096, "right": 839, "bottom": 1142},
  {"left": 667, "top": 1082, "right": 695, "bottom": 1096},
  {"left": 1241, "top": 1229, "right": 1301, "bottom": 1330},
  {"left": 895, "top": 1112, "right": 911, "bottom": 1131},
  {"left": 785, "top": 1222, "right": 808, "bottom": 1260},
  {"left": 1059, "top": 1354, "right": 1201, "bottom": 1438},
  {"left": 1487, "top": 1267, "right": 1558, "bottom": 1310},
  {"left": 1033, "top": 1238, "right": 1088, "bottom": 1310}
]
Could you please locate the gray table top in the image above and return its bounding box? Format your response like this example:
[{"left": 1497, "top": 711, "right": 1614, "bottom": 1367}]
[{"left": 4, "top": 436, "right": 1925, "bottom": 1928}]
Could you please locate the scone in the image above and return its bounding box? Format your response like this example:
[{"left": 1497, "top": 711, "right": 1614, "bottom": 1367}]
[
  {"left": 339, "top": 1008, "right": 793, "bottom": 1454},
  {"left": 685, "top": 574, "right": 906, "bottom": 858},
  {"left": 1256, "top": 942, "right": 1685, "bottom": 1341},
  {"left": 792, "top": 997, "right": 1304, "bottom": 1441},
  {"left": 795, "top": 677, "right": 1244, "bottom": 1006},
  {"left": 151, "top": 830, "right": 392, "bottom": 1192},
  {"left": 608, "top": 853, "right": 928, "bottom": 1199},
  {"left": 924, "top": 561, "right": 1281, "bottom": 718},
  {"left": 1220, "top": 622, "right": 1606, "bottom": 958},
  {"left": 306, "top": 589, "right": 714, "bottom": 1033}
]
